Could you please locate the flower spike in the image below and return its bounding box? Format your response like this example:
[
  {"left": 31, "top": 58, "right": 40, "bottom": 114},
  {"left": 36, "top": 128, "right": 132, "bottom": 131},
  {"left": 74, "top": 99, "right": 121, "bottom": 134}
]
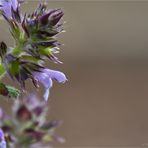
[{"left": 0, "top": 0, "right": 67, "bottom": 100}]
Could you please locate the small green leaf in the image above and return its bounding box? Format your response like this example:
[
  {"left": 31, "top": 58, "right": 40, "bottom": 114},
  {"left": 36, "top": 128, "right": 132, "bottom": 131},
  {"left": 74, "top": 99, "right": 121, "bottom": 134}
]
[
  {"left": 0, "top": 63, "right": 6, "bottom": 79},
  {"left": 21, "top": 55, "right": 41, "bottom": 63},
  {"left": 9, "top": 61, "right": 20, "bottom": 76},
  {"left": 6, "top": 85, "right": 20, "bottom": 98},
  {"left": 39, "top": 47, "right": 52, "bottom": 56},
  {"left": 0, "top": 82, "right": 9, "bottom": 96},
  {"left": 0, "top": 82, "right": 20, "bottom": 98}
]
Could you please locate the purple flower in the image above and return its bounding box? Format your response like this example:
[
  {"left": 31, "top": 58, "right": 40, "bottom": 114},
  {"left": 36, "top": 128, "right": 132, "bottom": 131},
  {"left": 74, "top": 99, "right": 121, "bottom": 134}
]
[
  {"left": 0, "top": 129, "right": 4, "bottom": 141},
  {"left": 33, "top": 68, "right": 67, "bottom": 101},
  {"left": 0, "top": 0, "right": 18, "bottom": 18},
  {"left": 0, "top": 129, "right": 6, "bottom": 148}
]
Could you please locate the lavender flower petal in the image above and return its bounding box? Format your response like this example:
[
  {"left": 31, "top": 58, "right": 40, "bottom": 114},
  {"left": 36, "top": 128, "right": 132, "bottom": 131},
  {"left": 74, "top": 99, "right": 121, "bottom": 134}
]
[
  {"left": 43, "top": 86, "right": 50, "bottom": 101},
  {"left": 0, "top": 0, "right": 18, "bottom": 18},
  {"left": 33, "top": 69, "right": 67, "bottom": 101},
  {"left": 42, "top": 69, "right": 67, "bottom": 83},
  {"left": 0, "top": 129, "right": 6, "bottom": 148},
  {"left": 0, "top": 141, "right": 6, "bottom": 148},
  {"left": 33, "top": 72, "right": 52, "bottom": 101},
  {"left": 12, "top": 0, "right": 18, "bottom": 10},
  {"left": 0, "top": 129, "right": 4, "bottom": 141}
]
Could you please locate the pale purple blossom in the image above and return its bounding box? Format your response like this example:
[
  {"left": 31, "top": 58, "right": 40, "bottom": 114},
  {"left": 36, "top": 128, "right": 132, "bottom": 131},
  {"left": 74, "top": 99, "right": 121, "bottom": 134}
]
[
  {"left": 0, "top": 129, "right": 6, "bottom": 148},
  {"left": 33, "top": 69, "right": 67, "bottom": 101},
  {"left": 0, "top": 0, "right": 18, "bottom": 18}
]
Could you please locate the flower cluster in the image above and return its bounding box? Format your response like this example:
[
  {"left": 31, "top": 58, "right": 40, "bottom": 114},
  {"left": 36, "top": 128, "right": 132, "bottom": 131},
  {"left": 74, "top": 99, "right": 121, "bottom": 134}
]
[
  {"left": 0, "top": 0, "right": 67, "bottom": 100},
  {"left": 0, "top": 95, "right": 64, "bottom": 148},
  {"left": 0, "top": 0, "right": 67, "bottom": 147}
]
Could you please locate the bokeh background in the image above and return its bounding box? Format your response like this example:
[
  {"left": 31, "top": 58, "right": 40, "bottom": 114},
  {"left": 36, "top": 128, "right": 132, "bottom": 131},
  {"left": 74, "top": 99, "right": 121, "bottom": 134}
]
[{"left": 1, "top": 0, "right": 148, "bottom": 147}]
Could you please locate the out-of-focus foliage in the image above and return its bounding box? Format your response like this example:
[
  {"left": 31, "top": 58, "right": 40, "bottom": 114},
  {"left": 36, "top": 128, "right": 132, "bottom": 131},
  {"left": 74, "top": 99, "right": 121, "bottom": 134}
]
[{"left": 0, "top": 95, "right": 64, "bottom": 148}]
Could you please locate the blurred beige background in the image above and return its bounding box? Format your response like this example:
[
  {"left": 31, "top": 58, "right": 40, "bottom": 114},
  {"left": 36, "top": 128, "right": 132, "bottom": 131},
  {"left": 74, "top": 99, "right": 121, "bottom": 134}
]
[{"left": 2, "top": 0, "right": 148, "bottom": 147}]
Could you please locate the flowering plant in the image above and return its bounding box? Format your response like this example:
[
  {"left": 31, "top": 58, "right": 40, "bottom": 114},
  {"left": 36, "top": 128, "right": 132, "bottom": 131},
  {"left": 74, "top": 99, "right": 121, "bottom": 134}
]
[
  {"left": 0, "top": 0, "right": 67, "bottom": 147},
  {"left": 0, "top": 95, "right": 65, "bottom": 148}
]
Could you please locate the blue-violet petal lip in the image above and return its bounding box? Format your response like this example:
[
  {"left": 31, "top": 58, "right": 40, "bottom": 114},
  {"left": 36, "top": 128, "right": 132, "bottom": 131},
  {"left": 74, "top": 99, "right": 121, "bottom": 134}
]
[{"left": 33, "top": 68, "right": 67, "bottom": 101}]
